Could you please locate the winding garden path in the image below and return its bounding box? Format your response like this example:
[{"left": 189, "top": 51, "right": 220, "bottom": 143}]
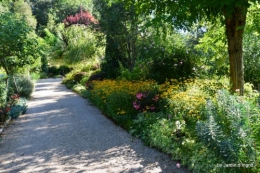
[{"left": 0, "top": 78, "right": 190, "bottom": 173}]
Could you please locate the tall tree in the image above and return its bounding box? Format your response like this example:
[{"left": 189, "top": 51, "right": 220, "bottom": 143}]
[
  {"left": 93, "top": 0, "right": 139, "bottom": 78},
  {"left": 0, "top": 12, "right": 39, "bottom": 74},
  {"left": 115, "top": 0, "right": 256, "bottom": 95},
  {"left": 13, "top": 0, "right": 37, "bottom": 29}
]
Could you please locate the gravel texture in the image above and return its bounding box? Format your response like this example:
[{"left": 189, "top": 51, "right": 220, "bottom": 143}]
[{"left": 0, "top": 78, "right": 191, "bottom": 173}]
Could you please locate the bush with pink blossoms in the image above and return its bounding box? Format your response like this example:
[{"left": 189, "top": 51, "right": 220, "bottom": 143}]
[{"left": 132, "top": 91, "right": 160, "bottom": 113}]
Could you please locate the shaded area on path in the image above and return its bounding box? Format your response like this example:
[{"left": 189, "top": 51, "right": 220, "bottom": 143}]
[{"left": 0, "top": 78, "right": 190, "bottom": 173}]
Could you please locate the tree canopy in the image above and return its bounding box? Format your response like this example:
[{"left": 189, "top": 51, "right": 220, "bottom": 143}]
[{"left": 113, "top": 0, "right": 258, "bottom": 95}]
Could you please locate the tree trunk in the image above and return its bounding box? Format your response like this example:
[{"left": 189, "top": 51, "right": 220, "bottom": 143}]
[{"left": 224, "top": 7, "right": 247, "bottom": 95}]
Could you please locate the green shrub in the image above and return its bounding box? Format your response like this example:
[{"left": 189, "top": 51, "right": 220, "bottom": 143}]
[
  {"left": 40, "top": 72, "right": 48, "bottom": 79},
  {"left": 72, "top": 84, "right": 87, "bottom": 96},
  {"left": 117, "top": 62, "right": 148, "bottom": 81},
  {"left": 196, "top": 90, "right": 257, "bottom": 173},
  {"left": 48, "top": 65, "right": 71, "bottom": 77},
  {"left": 9, "top": 97, "right": 27, "bottom": 119},
  {"left": 106, "top": 91, "right": 136, "bottom": 130},
  {"left": 130, "top": 112, "right": 166, "bottom": 145},
  {"left": 30, "top": 72, "right": 41, "bottom": 80},
  {"left": 130, "top": 111, "right": 220, "bottom": 173},
  {"left": 73, "top": 72, "right": 87, "bottom": 83},
  {"left": 147, "top": 49, "right": 196, "bottom": 84},
  {"left": 64, "top": 81, "right": 75, "bottom": 89},
  {"left": 13, "top": 76, "right": 35, "bottom": 98}
]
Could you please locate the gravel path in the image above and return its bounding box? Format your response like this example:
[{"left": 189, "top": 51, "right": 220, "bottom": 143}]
[{"left": 0, "top": 78, "right": 191, "bottom": 173}]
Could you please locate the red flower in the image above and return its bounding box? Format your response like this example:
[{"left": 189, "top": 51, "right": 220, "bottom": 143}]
[{"left": 6, "top": 107, "right": 10, "bottom": 112}]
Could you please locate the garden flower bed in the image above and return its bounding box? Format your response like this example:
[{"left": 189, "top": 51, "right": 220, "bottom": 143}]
[{"left": 69, "top": 78, "right": 260, "bottom": 173}]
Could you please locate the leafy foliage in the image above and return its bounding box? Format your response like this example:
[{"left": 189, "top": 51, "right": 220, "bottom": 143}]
[
  {"left": 0, "top": 79, "right": 7, "bottom": 107},
  {"left": 30, "top": 0, "right": 94, "bottom": 32},
  {"left": 9, "top": 97, "right": 27, "bottom": 119},
  {"left": 13, "top": 0, "right": 37, "bottom": 29},
  {"left": 0, "top": 12, "right": 39, "bottom": 74},
  {"left": 94, "top": 0, "right": 139, "bottom": 78},
  {"left": 196, "top": 90, "right": 257, "bottom": 172},
  {"left": 243, "top": 2, "right": 260, "bottom": 88},
  {"left": 48, "top": 23, "right": 103, "bottom": 65},
  {"left": 7, "top": 75, "right": 35, "bottom": 99}
]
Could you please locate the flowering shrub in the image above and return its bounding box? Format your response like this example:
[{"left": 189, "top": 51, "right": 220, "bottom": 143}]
[
  {"left": 86, "top": 79, "right": 158, "bottom": 129},
  {"left": 0, "top": 94, "right": 20, "bottom": 122},
  {"left": 88, "top": 79, "right": 157, "bottom": 106},
  {"left": 63, "top": 8, "right": 98, "bottom": 27},
  {"left": 159, "top": 79, "right": 230, "bottom": 125},
  {"left": 0, "top": 106, "right": 10, "bottom": 123},
  {"left": 132, "top": 91, "right": 160, "bottom": 112},
  {"left": 159, "top": 79, "right": 208, "bottom": 126}
]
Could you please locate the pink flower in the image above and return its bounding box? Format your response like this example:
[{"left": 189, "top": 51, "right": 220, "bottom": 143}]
[
  {"left": 180, "top": 61, "right": 183, "bottom": 65},
  {"left": 136, "top": 93, "right": 146, "bottom": 100},
  {"left": 152, "top": 95, "right": 159, "bottom": 102},
  {"left": 150, "top": 106, "right": 155, "bottom": 111},
  {"left": 134, "top": 105, "right": 140, "bottom": 110},
  {"left": 176, "top": 163, "right": 181, "bottom": 168},
  {"left": 133, "top": 102, "right": 140, "bottom": 110}
]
